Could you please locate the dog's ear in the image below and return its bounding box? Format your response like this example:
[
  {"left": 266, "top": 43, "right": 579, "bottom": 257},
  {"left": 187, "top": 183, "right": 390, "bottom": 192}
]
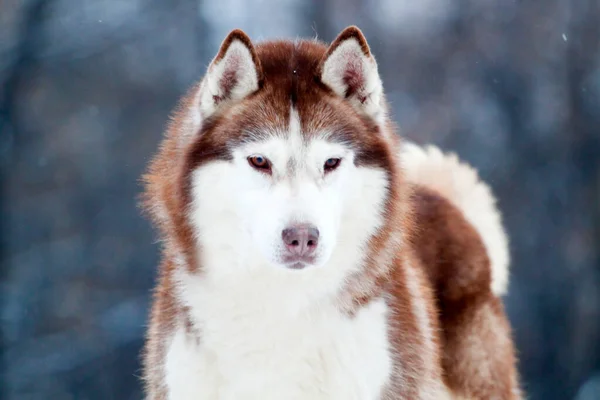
[
  {"left": 198, "top": 29, "right": 263, "bottom": 117},
  {"left": 319, "top": 26, "right": 384, "bottom": 121}
]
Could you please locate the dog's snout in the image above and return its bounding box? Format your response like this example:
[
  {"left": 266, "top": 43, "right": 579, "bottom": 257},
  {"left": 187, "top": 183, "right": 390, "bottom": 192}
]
[{"left": 282, "top": 224, "right": 319, "bottom": 260}]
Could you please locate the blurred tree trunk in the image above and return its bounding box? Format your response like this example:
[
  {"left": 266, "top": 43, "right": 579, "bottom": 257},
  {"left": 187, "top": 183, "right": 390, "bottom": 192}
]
[
  {"left": 0, "top": 0, "right": 51, "bottom": 159},
  {"left": 565, "top": 0, "right": 600, "bottom": 389},
  {"left": 1, "top": 1, "right": 52, "bottom": 395}
]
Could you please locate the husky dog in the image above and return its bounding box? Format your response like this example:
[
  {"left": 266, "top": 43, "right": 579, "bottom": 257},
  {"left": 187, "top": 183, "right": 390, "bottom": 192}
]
[{"left": 141, "top": 26, "right": 521, "bottom": 399}]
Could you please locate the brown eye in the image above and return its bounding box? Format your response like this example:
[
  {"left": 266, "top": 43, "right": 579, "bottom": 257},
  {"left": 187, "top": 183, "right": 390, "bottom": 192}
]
[
  {"left": 248, "top": 155, "right": 271, "bottom": 172},
  {"left": 324, "top": 158, "right": 341, "bottom": 172}
]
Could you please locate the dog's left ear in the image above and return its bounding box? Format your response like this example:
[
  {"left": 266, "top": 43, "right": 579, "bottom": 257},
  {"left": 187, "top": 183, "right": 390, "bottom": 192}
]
[{"left": 319, "top": 26, "right": 384, "bottom": 121}]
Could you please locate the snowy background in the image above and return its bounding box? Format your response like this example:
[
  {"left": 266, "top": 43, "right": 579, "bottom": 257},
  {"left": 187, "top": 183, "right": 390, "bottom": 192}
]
[{"left": 1, "top": 0, "right": 599, "bottom": 399}]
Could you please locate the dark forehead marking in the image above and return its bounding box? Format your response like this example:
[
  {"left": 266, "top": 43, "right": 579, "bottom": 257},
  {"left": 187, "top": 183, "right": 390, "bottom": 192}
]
[
  {"left": 254, "top": 39, "right": 329, "bottom": 109},
  {"left": 290, "top": 45, "right": 299, "bottom": 105}
]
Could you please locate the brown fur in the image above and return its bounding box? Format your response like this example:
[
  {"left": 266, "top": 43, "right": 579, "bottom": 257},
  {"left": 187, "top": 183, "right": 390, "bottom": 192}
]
[
  {"left": 140, "top": 26, "right": 521, "bottom": 399},
  {"left": 410, "top": 186, "right": 521, "bottom": 398}
]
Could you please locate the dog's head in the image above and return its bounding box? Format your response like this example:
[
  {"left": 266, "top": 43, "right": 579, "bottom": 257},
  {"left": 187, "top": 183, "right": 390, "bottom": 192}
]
[{"left": 148, "top": 27, "right": 401, "bottom": 281}]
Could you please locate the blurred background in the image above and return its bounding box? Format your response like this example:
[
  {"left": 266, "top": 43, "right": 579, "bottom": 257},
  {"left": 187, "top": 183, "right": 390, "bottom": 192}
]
[{"left": 1, "top": 0, "right": 599, "bottom": 399}]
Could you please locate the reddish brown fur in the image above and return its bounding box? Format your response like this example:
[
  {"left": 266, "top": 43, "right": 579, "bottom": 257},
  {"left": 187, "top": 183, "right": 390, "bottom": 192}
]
[
  {"left": 141, "top": 26, "right": 521, "bottom": 399},
  {"left": 410, "top": 186, "right": 521, "bottom": 398}
]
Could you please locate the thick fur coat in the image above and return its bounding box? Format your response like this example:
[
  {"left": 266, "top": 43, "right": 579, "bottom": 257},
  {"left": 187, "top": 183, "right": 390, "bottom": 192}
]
[{"left": 140, "top": 26, "right": 522, "bottom": 399}]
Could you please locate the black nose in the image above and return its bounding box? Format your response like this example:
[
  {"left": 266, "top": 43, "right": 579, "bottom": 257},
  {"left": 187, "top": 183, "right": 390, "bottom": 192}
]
[{"left": 281, "top": 224, "right": 319, "bottom": 260}]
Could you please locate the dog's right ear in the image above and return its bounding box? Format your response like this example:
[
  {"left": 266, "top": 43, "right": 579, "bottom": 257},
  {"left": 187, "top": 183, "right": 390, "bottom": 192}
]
[{"left": 198, "top": 29, "right": 263, "bottom": 117}]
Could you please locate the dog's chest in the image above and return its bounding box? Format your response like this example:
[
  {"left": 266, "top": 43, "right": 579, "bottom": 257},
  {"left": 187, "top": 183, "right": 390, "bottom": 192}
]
[{"left": 164, "top": 293, "right": 393, "bottom": 400}]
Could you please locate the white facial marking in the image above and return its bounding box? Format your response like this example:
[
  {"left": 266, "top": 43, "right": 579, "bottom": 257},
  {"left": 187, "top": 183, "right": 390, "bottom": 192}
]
[{"left": 189, "top": 107, "right": 389, "bottom": 287}]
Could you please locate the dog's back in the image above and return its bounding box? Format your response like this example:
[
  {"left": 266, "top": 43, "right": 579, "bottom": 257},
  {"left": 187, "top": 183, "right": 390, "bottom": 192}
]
[
  {"left": 141, "top": 26, "right": 521, "bottom": 399},
  {"left": 402, "top": 145, "right": 521, "bottom": 399}
]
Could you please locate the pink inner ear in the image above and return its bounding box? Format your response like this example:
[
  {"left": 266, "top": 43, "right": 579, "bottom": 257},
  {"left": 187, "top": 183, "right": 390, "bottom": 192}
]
[
  {"left": 342, "top": 56, "right": 366, "bottom": 102},
  {"left": 214, "top": 56, "right": 241, "bottom": 105}
]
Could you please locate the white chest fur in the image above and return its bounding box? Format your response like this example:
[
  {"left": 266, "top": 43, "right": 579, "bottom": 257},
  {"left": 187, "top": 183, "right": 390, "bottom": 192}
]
[{"left": 164, "top": 274, "right": 393, "bottom": 400}]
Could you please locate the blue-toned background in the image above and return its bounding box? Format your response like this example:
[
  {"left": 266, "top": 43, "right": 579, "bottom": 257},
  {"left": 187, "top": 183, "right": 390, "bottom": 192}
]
[{"left": 2, "top": 1, "right": 599, "bottom": 399}]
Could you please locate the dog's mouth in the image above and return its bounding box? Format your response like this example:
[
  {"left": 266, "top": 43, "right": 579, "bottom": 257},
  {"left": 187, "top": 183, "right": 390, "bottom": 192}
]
[
  {"left": 287, "top": 261, "right": 309, "bottom": 270},
  {"left": 282, "top": 255, "right": 317, "bottom": 270}
]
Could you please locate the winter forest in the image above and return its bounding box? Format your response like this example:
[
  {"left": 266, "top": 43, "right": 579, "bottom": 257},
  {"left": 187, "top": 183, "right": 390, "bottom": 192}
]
[{"left": 1, "top": 0, "right": 599, "bottom": 399}]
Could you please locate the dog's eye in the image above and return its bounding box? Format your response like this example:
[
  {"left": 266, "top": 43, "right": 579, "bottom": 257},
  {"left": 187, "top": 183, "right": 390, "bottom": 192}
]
[
  {"left": 324, "top": 158, "right": 341, "bottom": 172},
  {"left": 248, "top": 155, "right": 271, "bottom": 173}
]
